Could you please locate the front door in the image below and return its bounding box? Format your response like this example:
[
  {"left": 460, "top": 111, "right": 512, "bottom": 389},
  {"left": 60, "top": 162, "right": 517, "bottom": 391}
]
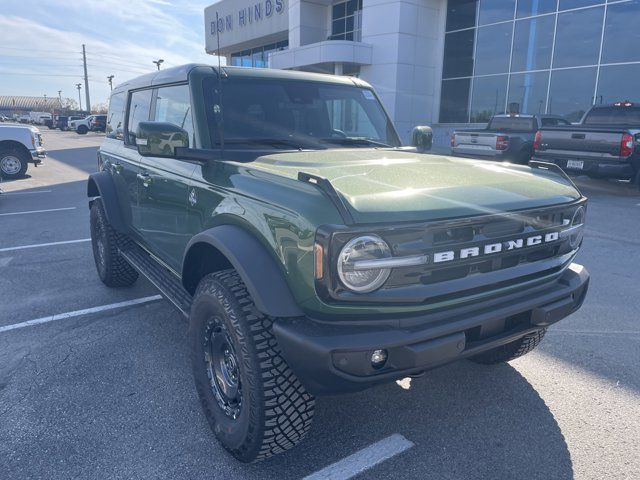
[{"left": 135, "top": 84, "right": 197, "bottom": 272}]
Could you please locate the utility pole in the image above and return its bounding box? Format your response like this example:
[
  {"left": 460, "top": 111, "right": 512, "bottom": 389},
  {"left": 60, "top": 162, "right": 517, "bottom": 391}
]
[
  {"left": 76, "top": 83, "right": 82, "bottom": 111},
  {"left": 58, "top": 90, "right": 62, "bottom": 101},
  {"left": 153, "top": 59, "right": 164, "bottom": 70},
  {"left": 107, "top": 75, "right": 114, "bottom": 91},
  {"left": 82, "top": 44, "right": 91, "bottom": 113}
]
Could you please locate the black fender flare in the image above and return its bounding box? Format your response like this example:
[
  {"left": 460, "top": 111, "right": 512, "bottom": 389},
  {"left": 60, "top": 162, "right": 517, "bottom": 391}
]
[
  {"left": 183, "top": 225, "right": 304, "bottom": 318},
  {"left": 87, "top": 171, "right": 127, "bottom": 233}
]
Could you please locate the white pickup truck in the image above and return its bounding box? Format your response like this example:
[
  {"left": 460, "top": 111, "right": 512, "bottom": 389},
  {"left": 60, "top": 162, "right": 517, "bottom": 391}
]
[
  {"left": 68, "top": 115, "right": 94, "bottom": 135},
  {"left": 0, "top": 123, "right": 46, "bottom": 179}
]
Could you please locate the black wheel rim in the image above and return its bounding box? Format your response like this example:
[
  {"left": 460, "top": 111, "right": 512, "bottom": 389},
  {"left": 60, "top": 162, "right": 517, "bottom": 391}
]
[{"left": 204, "top": 317, "right": 242, "bottom": 419}]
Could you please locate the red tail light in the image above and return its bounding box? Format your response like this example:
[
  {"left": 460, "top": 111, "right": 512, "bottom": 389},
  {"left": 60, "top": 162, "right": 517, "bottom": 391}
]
[
  {"left": 620, "top": 133, "right": 634, "bottom": 157},
  {"left": 534, "top": 131, "right": 542, "bottom": 151},
  {"left": 450, "top": 134, "right": 456, "bottom": 148},
  {"left": 496, "top": 135, "right": 509, "bottom": 151}
]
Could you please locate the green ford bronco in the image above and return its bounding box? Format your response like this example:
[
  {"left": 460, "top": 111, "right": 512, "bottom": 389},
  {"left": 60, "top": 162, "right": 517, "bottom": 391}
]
[{"left": 88, "top": 64, "right": 589, "bottom": 462}]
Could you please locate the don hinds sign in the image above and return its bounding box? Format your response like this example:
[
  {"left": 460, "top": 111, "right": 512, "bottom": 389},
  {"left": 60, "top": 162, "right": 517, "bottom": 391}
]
[{"left": 212, "top": 0, "right": 285, "bottom": 34}]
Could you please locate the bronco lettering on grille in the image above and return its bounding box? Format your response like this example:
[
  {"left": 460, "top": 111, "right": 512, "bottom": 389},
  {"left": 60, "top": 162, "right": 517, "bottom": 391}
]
[{"left": 433, "top": 231, "right": 560, "bottom": 263}]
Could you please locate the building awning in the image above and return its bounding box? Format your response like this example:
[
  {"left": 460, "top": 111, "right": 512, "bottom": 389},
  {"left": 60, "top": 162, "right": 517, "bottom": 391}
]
[
  {"left": 269, "top": 40, "right": 372, "bottom": 70},
  {"left": 0, "top": 96, "right": 62, "bottom": 110}
]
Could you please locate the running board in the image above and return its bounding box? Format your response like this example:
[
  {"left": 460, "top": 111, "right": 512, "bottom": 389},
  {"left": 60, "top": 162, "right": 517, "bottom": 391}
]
[{"left": 120, "top": 245, "right": 192, "bottom": 318}]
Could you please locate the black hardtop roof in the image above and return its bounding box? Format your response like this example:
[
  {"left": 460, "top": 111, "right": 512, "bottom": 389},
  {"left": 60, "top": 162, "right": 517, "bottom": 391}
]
[{"left": 112, "top": 63, "right": 372, "bottom": 93}]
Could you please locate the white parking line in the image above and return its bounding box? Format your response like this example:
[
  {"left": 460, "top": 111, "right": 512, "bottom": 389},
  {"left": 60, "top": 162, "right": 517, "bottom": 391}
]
[
  {"left": 303, "top": 434, "right": 414, "bottom": 480},
  {"left": 0, "top": 207, "right": 76, "bottom": 217},
  {"left": 0, "top": 238, "right": 91, "bottom": 253},
  {"left": 0, "top": 189, "right": 52, "bottom": 195},
  {"left": 0, "top": 295, "right": 163, "bottom": 334}
]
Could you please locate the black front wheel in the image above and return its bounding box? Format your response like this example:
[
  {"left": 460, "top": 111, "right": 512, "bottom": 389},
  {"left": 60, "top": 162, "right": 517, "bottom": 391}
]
[
  {"left": 77, "top": 125, "right": 88, "bottom": 135},
  {"left": 468, "top": 329, "right": 546, "bottom": 365},
  {"left": 190, "top": 270, "right": 315, "bottom": 462}
]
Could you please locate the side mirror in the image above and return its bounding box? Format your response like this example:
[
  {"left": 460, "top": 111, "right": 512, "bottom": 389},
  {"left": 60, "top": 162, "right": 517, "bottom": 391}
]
[
  {"left": 135, "top": 121, "right": 189, "bottom": 157},
  {"left": 411, "top": 125, "right": 433, "bottom": 153}
]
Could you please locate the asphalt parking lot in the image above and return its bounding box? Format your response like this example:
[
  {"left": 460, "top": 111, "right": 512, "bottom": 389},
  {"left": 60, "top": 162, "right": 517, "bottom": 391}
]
[{"left": 1, "top": 130, "right": 638, "bottom": 480}]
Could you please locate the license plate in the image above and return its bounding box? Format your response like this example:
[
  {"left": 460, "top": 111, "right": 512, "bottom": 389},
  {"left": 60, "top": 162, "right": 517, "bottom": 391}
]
[{"left": 566, "top": 160, "right": 584, "bottom": 170}]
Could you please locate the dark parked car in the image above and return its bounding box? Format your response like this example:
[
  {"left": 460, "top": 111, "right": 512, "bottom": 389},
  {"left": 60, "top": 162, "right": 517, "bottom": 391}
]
[
  {"left": 54, "top": 115, "right": 69, "bottom": 130},
  {"left": 452, "top": 114, "right": 571, "bottom": 164},
  {"left": 91, "top": 115, "right": 107, "bottom": 132},
  {"left": 533, "top": 102, "right": 640, "bottom": 188}
]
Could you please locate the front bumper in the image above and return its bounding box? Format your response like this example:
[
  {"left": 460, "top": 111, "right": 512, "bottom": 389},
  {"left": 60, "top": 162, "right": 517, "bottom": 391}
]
[
  {"left": 273, "top": 263, "right": 589, "bottom": 395},
  {"left": 30, "top": 148, "right": 46, "bottom": 165},
  {"left": 532, "top": 156, "right": 635, "bottom": 179}
]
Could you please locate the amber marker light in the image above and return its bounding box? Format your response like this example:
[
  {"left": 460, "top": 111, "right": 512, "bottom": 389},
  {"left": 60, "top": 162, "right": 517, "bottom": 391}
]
[{"left": 314, "top": 242, "right": 324, "bottom": 280}]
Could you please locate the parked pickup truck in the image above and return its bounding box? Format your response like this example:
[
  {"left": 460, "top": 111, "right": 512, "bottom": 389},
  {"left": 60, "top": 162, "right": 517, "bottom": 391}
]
[
  {"left": 533, "top": 102, "right": 640, "bottom": 188},
  {"left": 452, "top": 114, "right": 571, "bottom": 164},
  {"left": 0, "top": 124, "right": 46, "bottom": 179}
]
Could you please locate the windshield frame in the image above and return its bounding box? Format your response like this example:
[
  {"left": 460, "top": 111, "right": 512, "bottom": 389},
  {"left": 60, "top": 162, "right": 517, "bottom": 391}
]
[{"left": 202, "top": 75, "right": 402, "bottom": 151}]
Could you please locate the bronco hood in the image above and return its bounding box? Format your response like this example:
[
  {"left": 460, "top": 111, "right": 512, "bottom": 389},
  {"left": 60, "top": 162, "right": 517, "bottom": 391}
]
[{"left": 247, "top": 149, "right": 581, "bottom": 223}]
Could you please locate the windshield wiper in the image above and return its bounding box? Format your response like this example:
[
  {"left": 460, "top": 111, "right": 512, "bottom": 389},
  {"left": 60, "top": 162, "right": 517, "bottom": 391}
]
[{"left": 320, "top": 137, "right": 394, "bottom": 148}]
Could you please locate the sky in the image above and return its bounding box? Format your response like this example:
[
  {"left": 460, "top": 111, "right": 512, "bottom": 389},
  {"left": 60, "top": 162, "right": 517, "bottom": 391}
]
[{"left": 0, "top": 0, "right": 221, "bottom": 109}]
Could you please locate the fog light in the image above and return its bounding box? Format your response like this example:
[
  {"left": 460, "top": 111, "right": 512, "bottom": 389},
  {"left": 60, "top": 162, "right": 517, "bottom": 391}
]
[{"left": 371, "top": 349, "right": 388, "bottom": 368}]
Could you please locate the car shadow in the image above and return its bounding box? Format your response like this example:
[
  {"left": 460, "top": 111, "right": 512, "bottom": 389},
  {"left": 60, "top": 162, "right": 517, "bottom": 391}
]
[
  {"left": 247, "top": 361, "right": 573, "bottom": 480},
  {"left": 45, "top": 146, "right": 99, "bottom": 175}
]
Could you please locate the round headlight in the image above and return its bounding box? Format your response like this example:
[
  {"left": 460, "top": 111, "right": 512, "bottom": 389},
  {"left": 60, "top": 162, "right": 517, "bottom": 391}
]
[
  {"left": 569, "top": 206, "right": 586, "bottom": 248},
  {"left": 337, "top": 235, "right": 392, "bottom": 293}
]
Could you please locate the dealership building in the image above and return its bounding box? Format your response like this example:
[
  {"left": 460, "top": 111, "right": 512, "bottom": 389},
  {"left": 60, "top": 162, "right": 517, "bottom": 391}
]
[{"left": 204, "top": 0, "right": 640, "bottom": 145}]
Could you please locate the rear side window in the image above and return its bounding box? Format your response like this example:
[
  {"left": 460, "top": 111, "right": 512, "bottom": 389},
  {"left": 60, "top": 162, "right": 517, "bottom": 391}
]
[
  {"left": 126, "top": 89, "right": 153, "bottom": 145},
  {"left": 583, "top": 106, "right": 640, "bottom": 125},
  {"left": 488, "top": 117, "right": 535, "bottom": 131},
  {"left": 154, "top": 84, "right": 195, "bottom": 147},
  {"left": 541, "top": 117, "right": 571, "bottom": 127},
  {"left": 106, "top": 92, "right": 126, "bottom": 140}
]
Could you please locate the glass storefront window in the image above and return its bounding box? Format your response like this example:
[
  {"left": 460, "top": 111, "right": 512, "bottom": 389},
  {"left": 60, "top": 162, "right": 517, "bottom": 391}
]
[
  {"left": 474, "top": 23, "right": 512, "bottom": 75},
  {"left": 559, "top": 0, "right": 601, "bottom": 11},
  {"left": 596, "top": 64, "right": 640, "bottom": 105},
  {"left": 330, "top": 0, "right": 363, "bottom": 41},
  {"left": 516, "top": 0, "right": 556, "bottom": 18},
  {"left": 507, "top": 71, "right": 549, "bottom": 115},
  {"left": 602, "top": 0, "right": 640, "bottom": 64},
  {"left": 511, "top": 15, "right": 554, "bottom": 72},
  {"left": 446, "top": 0, "right": 477, "bottom": 31},
  {"left": 553, "top": 7, "right": 604, "bottom": 68},
  {"left": 440, "top": 78, "right": 471, "bottom": 123},
  {"left": 470, "top": 75, "right": 507, "bottom": 122},
  {"left": 548, "top": 67, "right": 597, "bottom": 122},
  {"left": 478, "top": 0, "right": 515, "bottom": 25},
  {"left": 230, "top": 41, "right": 288, "bottom": 68},
  {"left": 439, "top": 0, "right": 640, "bottom": 124},
  {"left": 443, "top": 29, "right": 475, "bottom": 78}
]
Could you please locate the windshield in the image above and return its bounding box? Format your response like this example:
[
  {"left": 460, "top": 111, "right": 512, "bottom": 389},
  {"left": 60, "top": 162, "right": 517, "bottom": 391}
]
[
  {"left": 204, "top": 77, "right": 400, "bottom": 149},
  {"left": 488, "top": 117, "right": 536, "bottom": 131}
]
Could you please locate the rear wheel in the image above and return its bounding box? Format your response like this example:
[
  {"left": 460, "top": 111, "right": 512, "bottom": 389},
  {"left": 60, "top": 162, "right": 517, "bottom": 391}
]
[
  {"left": 190, "top": 270, "right": 315, "bottom": 462},
  {"left": 0, "top": 147, "right": 29, "bottom": 179},
  {"left": 90, "top": 199, "right": 138, "bottom": 287},
  {"left": 468, "top": 329, "right": 546, "bottom": 365}
]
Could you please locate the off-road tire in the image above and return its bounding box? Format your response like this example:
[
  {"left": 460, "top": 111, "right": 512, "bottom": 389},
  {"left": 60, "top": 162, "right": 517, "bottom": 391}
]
[
  {"left": 0, "top": 147, "right": 29, "bottom": 180},
  {"left": 77, "top": 125, "right": 89, "bottom": 135},
  {"left": 90, "top": 199, "right": 138, "bottom": 287},
  {"left": 190, "top": 270, "right": 315, "bottom": 463},
  {"left": 468, "top": 329, "right": 546, "bottom": 365}
]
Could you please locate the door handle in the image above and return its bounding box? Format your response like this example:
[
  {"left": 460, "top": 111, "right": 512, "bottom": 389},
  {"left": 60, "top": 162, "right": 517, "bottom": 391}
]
[
  {"left": 112, "top": 163, "right": 123, "bottom": 174},
  {"left": 137, "top": 172, "right": 153, "bottom": 187}
]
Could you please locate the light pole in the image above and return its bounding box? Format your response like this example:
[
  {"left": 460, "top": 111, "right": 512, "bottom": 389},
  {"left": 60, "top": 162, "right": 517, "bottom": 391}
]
[
  {"left": 43, "top": 94, "right": 47, "bottom": 111},
  {"left": 76, "top": 83, "right": 83, "bottom": 111},
  {"left": 107, "top": 75, "right": 114, "bottom": 91},
  {"left": 152, "top": 59, "right": 164, "bottom": 70}
]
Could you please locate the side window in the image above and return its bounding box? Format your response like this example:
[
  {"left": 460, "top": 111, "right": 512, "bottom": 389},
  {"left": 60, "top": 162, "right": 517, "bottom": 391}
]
[
  {"left": 106, "top": 92, "right": 126, "bottom": 140},
  {"left": 154, "top": 84, "right": 195, "bottom": 147},
  {"left": 126, "top": 89, "right": 153, "bottom": 145}
]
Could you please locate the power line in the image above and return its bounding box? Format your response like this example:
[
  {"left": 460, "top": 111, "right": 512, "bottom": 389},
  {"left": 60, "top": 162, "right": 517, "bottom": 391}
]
[{"left": 0, "top": 71, "right": 85, "bottom": 77}]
